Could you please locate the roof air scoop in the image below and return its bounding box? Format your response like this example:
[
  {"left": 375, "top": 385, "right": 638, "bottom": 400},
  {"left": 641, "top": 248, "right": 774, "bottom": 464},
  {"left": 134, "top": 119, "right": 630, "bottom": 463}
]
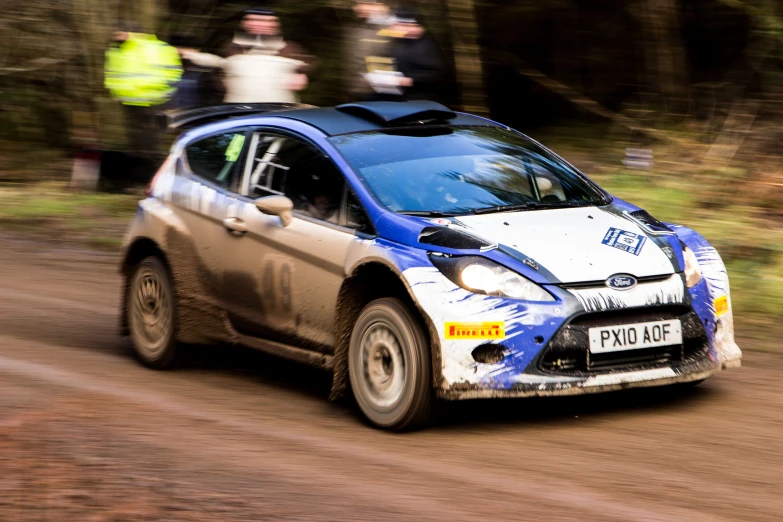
[{"left": 336, "top": 101, "right": 457, "bottom": 125}]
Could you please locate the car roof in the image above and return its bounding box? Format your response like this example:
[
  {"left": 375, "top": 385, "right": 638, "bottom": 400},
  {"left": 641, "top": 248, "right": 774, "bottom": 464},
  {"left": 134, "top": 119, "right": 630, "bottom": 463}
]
[
  {"left": 164, "top": 101, "right": 503, "bottom": 137},
  {"left": 266, "top": 107, "right": 499, "bottom": 136}
]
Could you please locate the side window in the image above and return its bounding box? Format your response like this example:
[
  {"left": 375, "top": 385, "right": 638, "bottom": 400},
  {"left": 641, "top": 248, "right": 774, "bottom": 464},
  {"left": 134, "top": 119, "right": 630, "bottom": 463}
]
[
  {"left": 246, "top": 134, "right": 291, "bottom": 197},
  {"left": 283, "top": 142, "right": 345, "bottom": 225},
  {"left": 185, "top": 132, "right": 247, "bottom": 190},
  {"left": 244, "top": 133, "right": 346, "bottom": 225}
]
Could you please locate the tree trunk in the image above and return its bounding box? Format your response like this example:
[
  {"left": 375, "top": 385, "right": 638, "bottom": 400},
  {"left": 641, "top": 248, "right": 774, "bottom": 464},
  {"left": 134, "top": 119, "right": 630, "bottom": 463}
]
[
  {"left": 637, "top": 0, "right": 690, "bottom": 115},
  {"left": 443, "top": 0, "right": 489, "bottom": 115}
]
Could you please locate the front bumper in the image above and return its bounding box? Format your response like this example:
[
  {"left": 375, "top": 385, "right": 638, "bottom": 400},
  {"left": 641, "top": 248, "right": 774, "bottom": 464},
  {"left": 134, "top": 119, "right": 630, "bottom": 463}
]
[
  {"left": 438, "top": 351, "right": 718, "bottom": 400},
  {"left": 403, "top": 266, "right": 739, "bottom": 401}
]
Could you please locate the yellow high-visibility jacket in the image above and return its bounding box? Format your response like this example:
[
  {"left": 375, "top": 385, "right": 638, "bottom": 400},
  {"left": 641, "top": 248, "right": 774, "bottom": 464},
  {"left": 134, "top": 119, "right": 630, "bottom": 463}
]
[{"left": 105, "top": 33, "right": 183, "bottom": 106}]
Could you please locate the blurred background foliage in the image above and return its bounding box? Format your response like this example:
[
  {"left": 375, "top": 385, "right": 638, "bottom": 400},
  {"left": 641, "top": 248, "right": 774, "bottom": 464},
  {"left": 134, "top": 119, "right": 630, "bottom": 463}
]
[{"left": 0, "top": 0, "right": 781, "bottom": 343}]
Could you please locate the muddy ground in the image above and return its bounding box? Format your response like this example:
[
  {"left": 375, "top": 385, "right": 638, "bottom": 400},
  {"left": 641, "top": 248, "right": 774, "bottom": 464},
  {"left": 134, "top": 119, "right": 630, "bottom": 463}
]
[{"left": 0, "top": 235, "right": 781, "bottom": 521}]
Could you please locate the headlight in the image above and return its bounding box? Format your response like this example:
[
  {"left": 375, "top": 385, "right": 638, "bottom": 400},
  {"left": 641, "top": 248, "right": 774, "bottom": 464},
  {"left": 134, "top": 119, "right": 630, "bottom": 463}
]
[
  {"left": 430, "top": 255, "right": 555, "bottom": 301},
  {"left": 682, "top": 246, "right": 702, "bottom": 288}
]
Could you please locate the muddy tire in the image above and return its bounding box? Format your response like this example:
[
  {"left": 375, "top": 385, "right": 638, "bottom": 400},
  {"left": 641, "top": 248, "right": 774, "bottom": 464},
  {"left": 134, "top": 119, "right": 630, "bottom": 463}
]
[
  {"left": 128, "top": 256, "right": 177, "bottom": 369},
  {"left": 348, "top": 298, "right": 433, "bottom": 431}
]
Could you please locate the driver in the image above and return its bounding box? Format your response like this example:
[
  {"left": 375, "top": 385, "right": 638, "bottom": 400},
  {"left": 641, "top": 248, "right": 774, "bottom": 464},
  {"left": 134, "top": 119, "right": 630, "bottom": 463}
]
[{"left": 305, "top": 190, "right": 339, "bottom": 223}]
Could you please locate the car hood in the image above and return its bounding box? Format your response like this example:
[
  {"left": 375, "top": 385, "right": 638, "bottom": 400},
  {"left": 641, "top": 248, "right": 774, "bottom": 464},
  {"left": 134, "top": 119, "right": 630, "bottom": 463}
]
[{"left": 455, "top": 206, "right": 676, "bottom": 284}]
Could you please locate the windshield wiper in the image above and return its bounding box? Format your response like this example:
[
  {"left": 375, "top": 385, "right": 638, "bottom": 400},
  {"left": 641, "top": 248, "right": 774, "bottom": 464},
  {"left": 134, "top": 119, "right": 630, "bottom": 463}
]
[
  {"left": 397, "top": 210, "right": 462, "bottom": 217},
  {"left": 471, "top": 201, "right": 586, "bottom": 215},
  {"left": 399, "top": 201, "right": 596, "bottom": 217}
]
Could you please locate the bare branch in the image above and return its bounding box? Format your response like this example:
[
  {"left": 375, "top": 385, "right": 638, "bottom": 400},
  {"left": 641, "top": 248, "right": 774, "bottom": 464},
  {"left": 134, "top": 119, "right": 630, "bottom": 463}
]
[
  {"left": 501, "top": 53, "right": 688, "bottom": 146},
  {"left": 0, "top": 57, "right": 69, "bottom": 76}
]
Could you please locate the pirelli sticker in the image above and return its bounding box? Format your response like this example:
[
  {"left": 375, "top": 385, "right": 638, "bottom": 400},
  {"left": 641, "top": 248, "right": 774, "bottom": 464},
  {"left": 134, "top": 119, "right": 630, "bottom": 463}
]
[
  {"left": 714, "top": 295, "right": 729, "bottom": 317},
  {"left": 445, "top": 322, "right": 505, "bottom": 340}
]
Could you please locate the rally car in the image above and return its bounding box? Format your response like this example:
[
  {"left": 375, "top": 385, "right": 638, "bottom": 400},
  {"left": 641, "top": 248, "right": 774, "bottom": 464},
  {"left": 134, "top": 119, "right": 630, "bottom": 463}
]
[{"left": 119, "top": 101, "right": 742, "bottom": 430}]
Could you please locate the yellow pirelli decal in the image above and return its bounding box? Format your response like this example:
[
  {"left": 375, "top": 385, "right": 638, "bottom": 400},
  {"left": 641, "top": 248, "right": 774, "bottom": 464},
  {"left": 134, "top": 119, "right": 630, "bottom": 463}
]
[
  {"left": 714, "top": 295, "right": 729, "bottom": 317},
  {"left": 445, "top": 322, "right": 505, "bottom": 340}
]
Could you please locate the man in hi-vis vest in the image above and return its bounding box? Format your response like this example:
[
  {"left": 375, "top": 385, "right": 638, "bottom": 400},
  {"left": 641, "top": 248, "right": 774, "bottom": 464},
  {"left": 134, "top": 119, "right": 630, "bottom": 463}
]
[{"left": 105, "top": 27, "right": 183, "bottom": 161}]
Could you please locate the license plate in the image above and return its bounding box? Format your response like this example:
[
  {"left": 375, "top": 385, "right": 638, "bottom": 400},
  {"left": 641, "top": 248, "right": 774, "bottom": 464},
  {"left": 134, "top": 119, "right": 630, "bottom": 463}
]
[{"left": 589, "top": 319, "right": 682, "bottom": 354}]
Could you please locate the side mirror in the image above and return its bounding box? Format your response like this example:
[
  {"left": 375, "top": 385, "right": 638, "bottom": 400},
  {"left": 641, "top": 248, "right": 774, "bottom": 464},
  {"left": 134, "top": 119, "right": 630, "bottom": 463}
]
[{"left": 255, "top": 195, "right": 294, "bottom": 227}]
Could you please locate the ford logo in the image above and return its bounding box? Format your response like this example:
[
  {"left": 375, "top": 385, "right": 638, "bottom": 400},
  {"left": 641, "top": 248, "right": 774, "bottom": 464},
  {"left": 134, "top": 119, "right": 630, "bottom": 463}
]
[{"left": 606, "top": 274, "right": 637, "bottom": 291}]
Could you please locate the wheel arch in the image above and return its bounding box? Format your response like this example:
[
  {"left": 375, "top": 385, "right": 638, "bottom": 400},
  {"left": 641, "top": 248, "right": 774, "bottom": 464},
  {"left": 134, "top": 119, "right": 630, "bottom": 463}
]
[
  {"left": 119, "top": 237, "right": 172, "bottom": 336},
  {"left": 329, "top": 259, "right": 442, "bottom": 401}
]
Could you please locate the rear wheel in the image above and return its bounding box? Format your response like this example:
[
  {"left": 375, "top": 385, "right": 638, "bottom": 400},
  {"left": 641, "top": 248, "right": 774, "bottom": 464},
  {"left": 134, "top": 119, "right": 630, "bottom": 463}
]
[
  {"left": 128, "top": 256, "right": 177, "bottom": 369},
  {"left": 349, "top": 298, "right": 433, "bottom": 431}
]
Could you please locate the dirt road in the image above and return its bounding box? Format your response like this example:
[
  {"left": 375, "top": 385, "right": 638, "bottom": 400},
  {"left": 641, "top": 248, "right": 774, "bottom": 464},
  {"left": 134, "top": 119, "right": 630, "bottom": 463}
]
[{"left": 0, "top": 236, "right": 781, "bottom": 521}]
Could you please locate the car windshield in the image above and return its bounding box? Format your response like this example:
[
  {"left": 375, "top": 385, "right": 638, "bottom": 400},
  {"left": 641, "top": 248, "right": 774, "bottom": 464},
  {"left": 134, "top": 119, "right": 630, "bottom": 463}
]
[{"left": 329, "top": 126, "right": 609, "bottom": 215}]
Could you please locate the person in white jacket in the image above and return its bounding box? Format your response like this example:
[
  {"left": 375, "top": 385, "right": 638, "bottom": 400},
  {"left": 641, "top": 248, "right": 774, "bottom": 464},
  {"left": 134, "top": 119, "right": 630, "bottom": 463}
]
[{"left": 179, "top": 7, "right": 314, "bottom": 104}]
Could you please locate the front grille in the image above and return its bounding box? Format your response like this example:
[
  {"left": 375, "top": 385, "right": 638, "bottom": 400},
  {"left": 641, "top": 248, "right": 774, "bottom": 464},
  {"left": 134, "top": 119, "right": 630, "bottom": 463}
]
[
  {"left": 590, "top": 345, "right": 680, "bottom": 369},
  {"left": 538, "top": 306, "right": 708, "bottom": 375},
  {"left": 559, "top": 274, "right": 674, "bottom": 290}
]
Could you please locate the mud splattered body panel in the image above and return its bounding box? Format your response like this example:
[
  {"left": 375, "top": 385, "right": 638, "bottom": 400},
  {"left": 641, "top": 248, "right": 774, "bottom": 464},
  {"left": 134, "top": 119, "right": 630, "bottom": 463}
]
[
  {"left": 396, "top": 202, "right": 741, "bottom": 399},
  {"left": 120, "top": 105, "right": 741, "bottom": 402},
  {"left": 403, "top": 263, "right": 726, "bottom": 399}
]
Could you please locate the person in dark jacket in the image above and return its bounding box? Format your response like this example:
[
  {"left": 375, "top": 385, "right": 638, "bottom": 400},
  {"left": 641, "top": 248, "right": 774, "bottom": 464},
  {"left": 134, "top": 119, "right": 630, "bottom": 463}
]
[
  {"left": 383, "top": 8, "right": 447, "bottom": 102},
  {"left": 343, "top": 0, "right": 394, "bottom": 101}
]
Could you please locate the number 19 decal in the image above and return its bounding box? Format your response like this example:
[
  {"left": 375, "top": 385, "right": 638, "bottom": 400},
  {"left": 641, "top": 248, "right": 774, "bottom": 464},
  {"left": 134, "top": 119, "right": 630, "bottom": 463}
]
[{"left": 261, "top": 258, "right": 293, "bottom": 312}]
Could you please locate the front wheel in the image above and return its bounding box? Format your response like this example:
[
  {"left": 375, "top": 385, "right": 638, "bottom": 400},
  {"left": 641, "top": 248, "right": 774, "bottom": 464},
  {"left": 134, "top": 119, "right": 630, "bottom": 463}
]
[
  {"left": 128, "top": 256, "right": 177, "bottom": 369},
  {"left": 348, "top": 298, "right": 433, "bottom": 431}
]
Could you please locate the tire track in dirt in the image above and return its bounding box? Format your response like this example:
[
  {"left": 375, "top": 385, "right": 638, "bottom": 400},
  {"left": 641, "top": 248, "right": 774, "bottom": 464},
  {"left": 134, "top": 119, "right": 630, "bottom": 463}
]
[
  {"left": 0, "top": 237, "right": 781, "bottom": 521},
  {"left": 0, "top": 347, "right": 739, "bottom": 522}
]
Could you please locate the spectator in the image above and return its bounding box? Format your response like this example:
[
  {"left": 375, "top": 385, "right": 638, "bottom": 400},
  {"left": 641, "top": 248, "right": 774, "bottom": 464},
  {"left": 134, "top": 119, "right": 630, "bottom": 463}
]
[
  {"left": 104, "top": 23, "right": 182, "bottom": 160},
  {"left": 178, "top": 7, "right": 314, "bottom": 103},
  {"left": 168, "top": 34, "right": 208, "bottom": 109},
  {"left": 382, "top": 8, "right": 448, "bottom": 102},
  {"left": 344, "top": 0, "right": 394, "bottom": 101}
]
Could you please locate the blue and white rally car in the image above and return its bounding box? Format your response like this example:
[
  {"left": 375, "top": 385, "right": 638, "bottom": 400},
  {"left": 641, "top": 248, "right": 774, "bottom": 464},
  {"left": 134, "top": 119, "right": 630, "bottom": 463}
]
[{"left": 120, "top": 101, "right": 742, "bottom": 430}]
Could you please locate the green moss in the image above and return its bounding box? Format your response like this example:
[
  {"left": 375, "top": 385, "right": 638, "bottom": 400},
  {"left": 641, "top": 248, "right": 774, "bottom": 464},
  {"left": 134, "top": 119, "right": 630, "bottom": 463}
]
[{"left": 0, "top": 182, "right": 137, "bottom": 251}]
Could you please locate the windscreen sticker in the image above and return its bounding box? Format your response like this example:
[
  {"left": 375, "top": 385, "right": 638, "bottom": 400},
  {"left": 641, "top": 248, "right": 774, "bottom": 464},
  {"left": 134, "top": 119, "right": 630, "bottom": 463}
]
[
  {"left": 445, "top": 322, "right": 505, "bottom": 340},
  {"left": 225, "top": 134, "right": 246, "bottom": 162},
  {"left": 602, "top": 227, "right": 647, "bottom": 256}
]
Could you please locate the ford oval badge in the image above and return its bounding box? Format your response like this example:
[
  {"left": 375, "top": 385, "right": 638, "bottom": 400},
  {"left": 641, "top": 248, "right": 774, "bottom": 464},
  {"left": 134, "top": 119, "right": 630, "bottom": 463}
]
[{"left": 606, "top": 274, "right": 637, "bottom": 291}]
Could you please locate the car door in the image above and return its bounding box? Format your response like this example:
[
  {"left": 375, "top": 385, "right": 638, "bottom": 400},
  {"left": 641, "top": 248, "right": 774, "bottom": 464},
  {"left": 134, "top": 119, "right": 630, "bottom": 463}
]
[
  {"left": 221, "top": 129, "right": 372, "bottom": 351},
  {"left": 168, "top": 129, "right": 251, "bottom": 300}
]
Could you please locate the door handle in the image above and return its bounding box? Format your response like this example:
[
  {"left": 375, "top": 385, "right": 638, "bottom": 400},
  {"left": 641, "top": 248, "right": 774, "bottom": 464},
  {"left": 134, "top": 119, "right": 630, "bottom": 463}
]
[{"left": 223, "top": 217, "right": 248, "bottom": 235}]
